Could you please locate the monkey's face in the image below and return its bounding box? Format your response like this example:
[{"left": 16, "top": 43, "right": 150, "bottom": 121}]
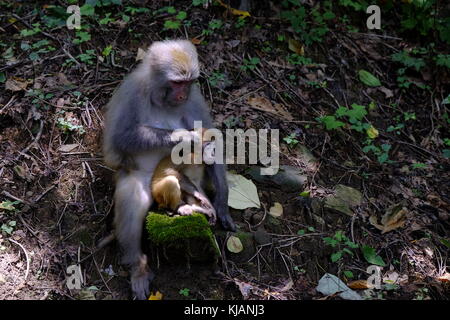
[{"left": 166, "top": 80, "right": 193, "bottom": 106}]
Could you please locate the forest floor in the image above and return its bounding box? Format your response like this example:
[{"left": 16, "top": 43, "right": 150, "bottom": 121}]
[{"left": 0, "top": 0, "right": 449, "bottom": 300}]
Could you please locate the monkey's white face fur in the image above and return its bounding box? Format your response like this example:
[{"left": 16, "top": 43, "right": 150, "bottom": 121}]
[{"left": 146, "top": 40, "right": 200, "bottom": 81}]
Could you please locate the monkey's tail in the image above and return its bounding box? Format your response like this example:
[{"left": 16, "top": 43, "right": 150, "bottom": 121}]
[{"left": 96, "top": 232, "right": 116, "bottom": 250}]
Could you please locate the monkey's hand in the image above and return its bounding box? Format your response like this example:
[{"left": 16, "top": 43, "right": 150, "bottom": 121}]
[{"left": 216, "top": 205, "right": 236, "bottom": 232}]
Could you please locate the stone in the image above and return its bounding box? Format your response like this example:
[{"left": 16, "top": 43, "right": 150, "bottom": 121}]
[
  {"left": 324, "top": 185, "right": 363, "bottom": 216},
  {"left": 248, "top": 165, "right": 307, "bottom": 191}
]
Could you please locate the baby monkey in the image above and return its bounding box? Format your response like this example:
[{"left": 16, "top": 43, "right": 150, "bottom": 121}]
[{"left": 151, "top": 128, "right": 217, "bottom": 225}]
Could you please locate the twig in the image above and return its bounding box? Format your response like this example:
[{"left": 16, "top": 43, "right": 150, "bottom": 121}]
[
  {"left": 1, "top": 191, "right": 33, "bottom": 206},
  {"left": 15, "top": 120, "right": 44, "bottom": 161},
  {"left": 33, "top": 184, "right": 56, "bottom": 203},
  {"left": 8, "top": 238, "right": 31, "bottom": 282}
]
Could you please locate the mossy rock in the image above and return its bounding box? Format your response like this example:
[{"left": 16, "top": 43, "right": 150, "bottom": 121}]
[{"left": 145, "top": 212, "right": 219, "bottom": 263}]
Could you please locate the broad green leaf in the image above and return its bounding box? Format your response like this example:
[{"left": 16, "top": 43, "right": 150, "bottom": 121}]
[
  {"left": 361, "top": 245, "right": 386, "bottom": 266},
  {"left": 440, "top": 238, "right": 450, "bottom": 249},
  {"left": 80, "top": 4, "right": 95, "bottom": 16},
  {"left": 331, "top": 251, "right": 342, "bottom": 262},
  {"left": 344, "top": 270, "right": 354, "bottom": 278},
  {"left": 358, "top": 69, "right": 381, "bottom": 87}
]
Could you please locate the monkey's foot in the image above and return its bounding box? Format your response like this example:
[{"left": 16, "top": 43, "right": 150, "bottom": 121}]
[
  {"left": 177, "top": 204, "right": 217, "bottom": 226},
  {"left": 218, "top": 211, "right": 236, "bottom": 232},
  {"left": 130, "top": 254, "right": 154, "bottom": 300},
  {"left": 177, "top": 204, "right": 196, "bottom": 216}
]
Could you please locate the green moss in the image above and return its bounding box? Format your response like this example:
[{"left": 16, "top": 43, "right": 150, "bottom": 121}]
[{"left": 145, "top": 212, "right": 219, "bottom": 262}]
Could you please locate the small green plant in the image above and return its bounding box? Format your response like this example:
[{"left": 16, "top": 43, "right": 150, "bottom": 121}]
[
  {"left": 162, "top": 7, "right": 187, "bottom": 30},
  {"left": 1, "top": 221, "right": 17, "bottom": 235},
  {"left": 411, "top": 163, "right": 427, "bottom": 170},
  {"left": 25, "top": 89, "right": 54, "bottom": 110},
  {"left": 240, "top": 57, "right": 260, "bottom": 72},
  {"left": 20, "top": 23, "right": 42, "bottom": 37},
  {"left": 192, "top": 0, "right": 209, "bottom": 6},
  {"left": 202, "top": 19, "right": 223, "bottom": 36},
  {"left": 287, "top": 53, "right": 313, "bottom": 66},
  {"left": 73, "top": 31, "right": 91, "bottom": 44},
  {"left": 208, "top": 71, "right": 228, "bottom": 88},
  {"left": 323, "top": 231, "right": 359, "bottom": 263},
  {"left": 0, "top": 200, "right": 20, "bottom": 211},
  {"left": 283, "top": 132, "right": 300, "bottom": 147},
  {"left": 293, "top": 266, "right": 306, "bottom": 273},
  {"left": 76, "top": 49, "right": 96, "bottom": 65},
  {"left": 281, "top": 1, "right": 334, "bottom": 45},
  {"left": 235, "top": 16, "right": 247, "bottom": 29},
  {"left": 179, "top": 288, "right": 190, "bottom": 297},
  {"left": 21, "top": 39, "right": 56, "bottom": 61},
  {"left": 57, "top": 114, "right": 85, "bottom": 135},
  {"left": 362, "top": 142, "right": 392, "bottom": 164}
]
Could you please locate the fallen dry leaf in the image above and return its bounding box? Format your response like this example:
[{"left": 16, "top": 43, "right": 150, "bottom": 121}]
[
  {"left": 370, "top": 203, "right": 407, "bottom": 234},
  {"left": 437, "top": 273, "right": 450, "bottom": 283},
  {"left": 135, "top": 47, "right": 146, "bottom": 61},
  {"left": 378, "top": 86, "right": 394, "bottom": 98},
  {"left": 269, "top": 202, "right": 283, "bottom": 218},
  {"left": 347, "top": 280, "right": 370, "bottom": 290},
  {"left": 148, "top": 291, "right": 163, "bottom": 300},
  {"left": 247, "top": 96, "right": 293, "bottom": 121},
  {"left": 5, "top": 77, "right": 29, "bottom": 91},
  {"left": 288, "top": 39, "right": 304, "bottom": 55},
  {"left": 217, "top": 0, "right": 250, "bottom": 17}
]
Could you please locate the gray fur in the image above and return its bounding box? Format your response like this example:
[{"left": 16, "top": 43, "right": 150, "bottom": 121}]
[{"left": 102, "top": 40, "right": 235, "bottom": 300}]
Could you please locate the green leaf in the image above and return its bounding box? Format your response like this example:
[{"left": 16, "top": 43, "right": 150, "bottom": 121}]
[
  {"left": 299, "top": 190, "right": 310, "bottom": 197},
  {"left": 347, "top": 104, "right": 367, "bottom": 121},
  {"left": 319, "top": 116, "right": 345, "bottom": 130},
  {"left": 342, "top": 247, "right": 354, "bottom": 256},
  {"left": 440, "top": 238, "right": 450, "bottom": 249},
  {"left": 179, "top": 288, "right": 190, "bottom": 297},
  {"left": 358, "top": 69, "right": 381, "bottom": 87},
  {"left": 176, "top": 11, "right": 187, "bottom": 21},
  {"left": 164, "top": 20, "right": 180, "bottom": 29},
  {"left": 0, "top": 72, "right": 5, "bottom": 83},
  {"left": 102, "top": 45, "right": 113, "bottom": 56},
  {"left": 361, "top": 245, "right": 386, "bottom": 267},
  {"left": 80, "top": 4, "right": 95, "bottom": 16},
  {"left": 166, "top": 6, "right": 176, "bottom": 14},
  {"left": 323, "top": 237, "right": 338, "bottom": 247},
  {"left": 343, "top": 270, "right": 354, "bottom": 278},
  {"left": 331, "top": 251, "right": 343, "bottom": 262},
  {"left": 443, "top": 94, "right": 450, "bottom": 105},
  {"left": 411, "top": 163, "right": 427, "bottom": 169}
]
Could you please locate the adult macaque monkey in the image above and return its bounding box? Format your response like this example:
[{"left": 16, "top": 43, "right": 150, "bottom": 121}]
[{"left": 103, "top": 40, "right": 236, "bottom": 299}]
